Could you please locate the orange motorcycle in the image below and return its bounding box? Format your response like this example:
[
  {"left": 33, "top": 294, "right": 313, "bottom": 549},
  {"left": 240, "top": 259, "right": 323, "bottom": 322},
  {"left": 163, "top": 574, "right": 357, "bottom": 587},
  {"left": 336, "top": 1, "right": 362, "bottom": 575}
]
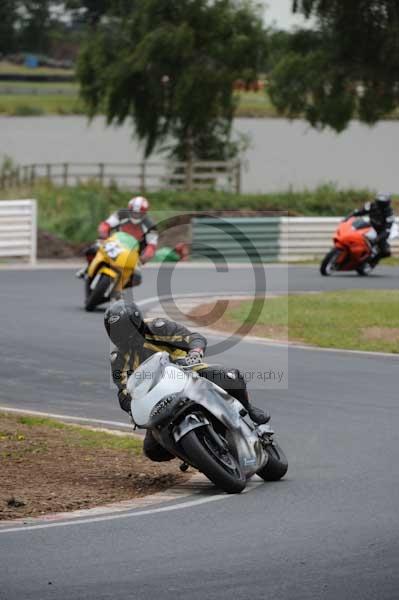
[{"left": 320, "top": 217, "right": 378, "bottom": 276}]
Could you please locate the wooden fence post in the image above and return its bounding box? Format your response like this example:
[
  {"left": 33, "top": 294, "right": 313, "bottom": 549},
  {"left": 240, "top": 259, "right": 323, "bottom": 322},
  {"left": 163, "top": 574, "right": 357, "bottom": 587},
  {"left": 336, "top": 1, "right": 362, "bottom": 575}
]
[
  {"left": 63, "top": 163, "right": 69, "bottom": 186},
  {"left": 46, "top": 164, "right": 52, "bottom": 182},
  {"left": 98, "top": 163, "right": 104, "bottom": 185},
  {"left": 185, "top": 129, "right": 194, "bottom": 191},
  {"left": 30, "top": 165, "right": 36, "bottom": 186},
  {"left": 185, "top": 159, "right": 193, "bottom": 191},
  {"left": 235, "top": 160, "right": 241, "bottom": 194},
  {"left": 140, "top": 162, "right": 146, "bottom": 193}
]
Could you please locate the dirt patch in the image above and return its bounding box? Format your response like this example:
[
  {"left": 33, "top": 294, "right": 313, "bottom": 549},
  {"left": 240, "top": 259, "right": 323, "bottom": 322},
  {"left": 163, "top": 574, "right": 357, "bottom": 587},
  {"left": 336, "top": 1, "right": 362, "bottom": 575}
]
[
  {"left": 0, "top": 413, "right": 187, "bottom": 521},
  {"left": 37, "top": 226, "right": 192, "bottom": 260},
  {"left": 361, "top": 327, "right": 399, "bottom": 343},
  {"left": 38, "top": 229, "right": 77, "bottom": 259},
  {"left": 188, "top": 300, "right": 288, "bottom": 341}
]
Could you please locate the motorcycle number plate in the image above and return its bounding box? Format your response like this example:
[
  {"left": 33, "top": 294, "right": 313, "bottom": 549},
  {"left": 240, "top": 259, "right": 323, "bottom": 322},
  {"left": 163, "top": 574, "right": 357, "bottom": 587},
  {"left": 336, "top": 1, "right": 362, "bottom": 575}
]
[{"left": 104, "top": 241, "right": 122, "bottom": 259}]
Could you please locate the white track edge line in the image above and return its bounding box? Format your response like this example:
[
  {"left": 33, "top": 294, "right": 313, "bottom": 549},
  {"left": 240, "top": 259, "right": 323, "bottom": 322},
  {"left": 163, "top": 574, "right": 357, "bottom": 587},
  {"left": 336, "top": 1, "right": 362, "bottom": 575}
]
[
  {"left": 0, "top": 406, "right": 131, "bottom": 429},
  {"left": 0, "top": 483, "right": 262, "bottom": 535},
  {"left": 0, "top": 495, "right": 228, "bottom": 534}
]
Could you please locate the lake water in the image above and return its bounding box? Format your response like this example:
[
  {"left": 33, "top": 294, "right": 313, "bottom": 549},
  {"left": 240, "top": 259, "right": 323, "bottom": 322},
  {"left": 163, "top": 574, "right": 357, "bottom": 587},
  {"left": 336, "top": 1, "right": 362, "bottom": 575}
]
[{"left": 1, "top": 116, "right": 398, "bottom": 193}]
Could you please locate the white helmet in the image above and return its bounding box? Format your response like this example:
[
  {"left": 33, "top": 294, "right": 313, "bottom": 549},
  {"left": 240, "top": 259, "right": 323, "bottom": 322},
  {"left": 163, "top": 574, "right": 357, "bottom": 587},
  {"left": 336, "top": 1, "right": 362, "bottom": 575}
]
[{"left": 127, "top": 196, "right": 149, "bottom": 224}]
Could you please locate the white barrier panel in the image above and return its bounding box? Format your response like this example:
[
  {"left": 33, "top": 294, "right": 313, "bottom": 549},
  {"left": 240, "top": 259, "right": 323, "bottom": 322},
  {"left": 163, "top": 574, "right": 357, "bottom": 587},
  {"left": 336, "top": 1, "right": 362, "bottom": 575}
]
[
  {"left": 0, "top": 200, "right": 37, "bottom": 264},
  {"left": 279, "top": 216, "right": 399, "bottom": 261}
]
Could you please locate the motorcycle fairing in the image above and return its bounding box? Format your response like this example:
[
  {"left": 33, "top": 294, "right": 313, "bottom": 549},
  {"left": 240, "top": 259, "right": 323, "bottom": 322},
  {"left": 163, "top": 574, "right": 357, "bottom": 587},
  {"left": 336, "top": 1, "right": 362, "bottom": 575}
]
[
  {"left": 127, "top": 352, "right": 268, "bottom": 477},
  {"left": 333, "top": 217, "right": 374, "bottom": 271},
  {"left": 87, "top": 232, "right": 140, "bottom": 292}
]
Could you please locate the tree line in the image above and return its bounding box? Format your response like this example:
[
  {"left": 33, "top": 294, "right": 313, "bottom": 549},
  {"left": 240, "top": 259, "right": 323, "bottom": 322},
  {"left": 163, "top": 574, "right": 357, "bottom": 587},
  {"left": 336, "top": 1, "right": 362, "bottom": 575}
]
[{"left": 3, "top": 1, "right": 399, "bottom": 161}]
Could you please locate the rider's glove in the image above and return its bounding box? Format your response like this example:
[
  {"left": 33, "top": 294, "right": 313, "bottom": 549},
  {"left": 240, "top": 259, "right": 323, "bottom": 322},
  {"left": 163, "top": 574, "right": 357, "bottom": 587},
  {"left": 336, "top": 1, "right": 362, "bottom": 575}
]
[
  {"left": 175, "top": 349, "right": 204, "bottom": 367},
  {"left": 118, "top": 389, "right": 132, "bottom": 413}
]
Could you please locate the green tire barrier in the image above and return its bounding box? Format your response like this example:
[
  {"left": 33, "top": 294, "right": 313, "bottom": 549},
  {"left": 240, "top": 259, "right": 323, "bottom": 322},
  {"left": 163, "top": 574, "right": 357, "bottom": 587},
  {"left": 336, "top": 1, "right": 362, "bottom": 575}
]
[{"left": 191, "top": 217, "right": 281, "bottom": 263}]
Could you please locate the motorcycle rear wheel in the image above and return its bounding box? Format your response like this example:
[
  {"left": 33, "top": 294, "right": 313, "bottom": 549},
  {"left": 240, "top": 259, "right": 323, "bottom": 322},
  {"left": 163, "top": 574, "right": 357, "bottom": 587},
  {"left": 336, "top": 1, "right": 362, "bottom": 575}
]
[
  {"left": 85, "top": 273, "right": 113, "bottom": 311},
  {"left": 257, "top": 442, "right": 288, "bottom": 481},
  {"left": 320, "top": 249, "right": 341, "bottom": 276},
  {"left": 180, "top": 427, "right": 246, "bottom": 494}
]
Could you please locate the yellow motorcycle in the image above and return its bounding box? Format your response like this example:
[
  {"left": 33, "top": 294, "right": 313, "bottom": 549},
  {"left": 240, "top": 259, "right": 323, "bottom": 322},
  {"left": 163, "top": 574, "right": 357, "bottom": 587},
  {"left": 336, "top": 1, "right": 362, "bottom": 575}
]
[{"left": 84, "top": 232, "right": 140, "bottom": 311}]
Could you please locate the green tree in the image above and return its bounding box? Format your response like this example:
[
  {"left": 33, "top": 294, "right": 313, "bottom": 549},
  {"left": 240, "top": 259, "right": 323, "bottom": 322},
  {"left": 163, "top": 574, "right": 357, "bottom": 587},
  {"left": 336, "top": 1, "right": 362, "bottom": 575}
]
[
  {"left": 76, "top": 0, "right": 267, "bottom": 159},
  {"left": 65, "top": 0, "right": 114, "bottom": 28},
  {"left": 17, "top": 1, "right": 53, "bottom": 54},
  {"left": 0, "top": 0, "right": 18, "bottom": 53},
  {"left": 269, "top": 0, "right": 399, "bottom": 131}
]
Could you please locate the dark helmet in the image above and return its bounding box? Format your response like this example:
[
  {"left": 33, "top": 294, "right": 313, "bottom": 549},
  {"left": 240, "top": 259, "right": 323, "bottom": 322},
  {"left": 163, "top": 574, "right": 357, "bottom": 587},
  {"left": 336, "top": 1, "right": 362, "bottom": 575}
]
[
  {"left": 375, "top": 193, "right": 392, "bottom": 207},
  {"left": 104, "top": 299, "right": 144, "bottom": 349}
]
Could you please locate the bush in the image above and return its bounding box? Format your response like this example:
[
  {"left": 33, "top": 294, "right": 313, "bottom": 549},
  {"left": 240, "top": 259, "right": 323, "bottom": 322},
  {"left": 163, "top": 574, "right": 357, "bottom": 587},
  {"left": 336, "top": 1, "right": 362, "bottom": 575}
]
[{"left": 12, "top": 104, "right": 44, "bottom": 116}]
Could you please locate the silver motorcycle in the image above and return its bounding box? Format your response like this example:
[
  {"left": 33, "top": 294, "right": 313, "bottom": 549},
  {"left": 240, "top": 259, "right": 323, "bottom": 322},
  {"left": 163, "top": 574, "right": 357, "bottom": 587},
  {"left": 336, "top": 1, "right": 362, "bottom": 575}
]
[{"left": 127, "top": 352, "right": 288, "bottom": 494}]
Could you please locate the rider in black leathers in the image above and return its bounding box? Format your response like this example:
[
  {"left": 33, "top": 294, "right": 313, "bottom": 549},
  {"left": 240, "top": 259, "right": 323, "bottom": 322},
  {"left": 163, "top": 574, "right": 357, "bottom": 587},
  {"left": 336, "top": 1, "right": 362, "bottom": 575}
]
[
  {"left": 104, "top": 300, "right": 269, "bottom": 462},
  {"left": 346, "top": 193, "right": 395, "bottom": 264}
]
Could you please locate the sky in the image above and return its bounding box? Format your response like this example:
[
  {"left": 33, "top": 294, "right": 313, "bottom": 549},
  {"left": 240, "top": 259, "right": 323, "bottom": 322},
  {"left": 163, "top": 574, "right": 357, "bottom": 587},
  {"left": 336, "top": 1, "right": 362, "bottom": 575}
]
[{"left": 260, "top": 0, "right": 310, "bottom": 30}]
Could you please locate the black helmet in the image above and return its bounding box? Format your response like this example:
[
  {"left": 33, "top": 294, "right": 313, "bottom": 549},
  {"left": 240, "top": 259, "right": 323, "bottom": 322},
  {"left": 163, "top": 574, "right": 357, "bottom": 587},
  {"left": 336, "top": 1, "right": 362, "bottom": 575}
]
[
  {"left": 104, "top": 299, "right": 144, "bottom": 349},
  {"left": 375, "top": 193, "right": 392, "bottom": 206}
]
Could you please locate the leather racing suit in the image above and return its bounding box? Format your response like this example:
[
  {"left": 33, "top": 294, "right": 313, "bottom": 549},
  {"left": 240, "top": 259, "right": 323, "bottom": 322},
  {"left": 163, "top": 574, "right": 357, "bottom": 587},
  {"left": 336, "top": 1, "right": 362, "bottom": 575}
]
[
  {"left": 110, "top": 317, "right": 255, "bottom": 461},
  {"left": 350, "top": 201, "right": 395, "bottom": 259},
  {"left": 98, "top": 210, "right": 159, "bottom": 264}
]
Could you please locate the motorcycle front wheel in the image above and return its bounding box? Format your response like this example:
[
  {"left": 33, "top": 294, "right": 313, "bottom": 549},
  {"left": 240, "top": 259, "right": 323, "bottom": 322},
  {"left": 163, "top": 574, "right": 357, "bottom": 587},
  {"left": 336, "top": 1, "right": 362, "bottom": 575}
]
[
  {"left": 257, "top": 442, "right": 288, "bottom": 481},
  {"left": 320, "top": 248, "right": 342, "bottom": 276},
  {"left": 180, "top": 426, "right": 246, "bottom": 494},
  {"left": 85, "top": 273, "right": 113, "bottom": 311}
]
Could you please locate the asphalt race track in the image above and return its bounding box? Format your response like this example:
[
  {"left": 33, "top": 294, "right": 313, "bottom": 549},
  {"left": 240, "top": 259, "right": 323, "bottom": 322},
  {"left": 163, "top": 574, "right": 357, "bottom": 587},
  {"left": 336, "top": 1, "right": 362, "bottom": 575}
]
[{"left": 1, "top": 264, "right": 399, "bottom": 600}]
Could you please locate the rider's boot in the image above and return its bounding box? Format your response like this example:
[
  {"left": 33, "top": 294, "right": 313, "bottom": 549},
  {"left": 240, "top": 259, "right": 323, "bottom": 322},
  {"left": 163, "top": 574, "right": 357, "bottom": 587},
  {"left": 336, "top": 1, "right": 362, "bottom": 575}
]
[
  {"left": 241, "top": 391, "right": 270, "bottom": 425},
  {"left": 75, "top": 266, "right": 87, "bottom": 279},
  {"left": 143, "top": 430, "right": 174, "bottom": 462},
  {"left": 247, "top": 405, "right": 271, "bottom": 425}
]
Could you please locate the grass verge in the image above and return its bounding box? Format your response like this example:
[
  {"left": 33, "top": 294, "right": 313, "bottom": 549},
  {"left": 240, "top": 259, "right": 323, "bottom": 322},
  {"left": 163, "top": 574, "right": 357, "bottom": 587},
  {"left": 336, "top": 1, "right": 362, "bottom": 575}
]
[
  {"left": 208, "top": 291, "right": 399, "bottom": 354},
  {"left": 16, "top": 415, "right": 143, "bottom": 452},
  {"left": 0, "top": 412, "right": 186, "bottom": 520},
  {"left": 0, "top": 94, "right": 84, "bottom": 116},
  {"left": 2, "top": 83, "right": 399, "bottom": 120},
  {"left": 0, "top": 87, "right": 278, "bottom": 118},
  {"left": 0, "top": 62, "right": 74, "bottom": 76}
]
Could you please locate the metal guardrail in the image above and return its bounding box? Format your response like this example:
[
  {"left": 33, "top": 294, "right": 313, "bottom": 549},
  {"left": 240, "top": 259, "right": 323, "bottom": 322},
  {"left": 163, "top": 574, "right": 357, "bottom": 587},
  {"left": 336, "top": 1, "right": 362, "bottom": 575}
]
[
  {"left": 279, "top": 217, "right": 341, "bottom": 261},
  {"left": 0, "top": 199, "right": 37, "bottom": 264},
  {"left": 0, "top": 161, "right": 241, "bottom": 193},
  {"left": 192, "top": 216, "right": 399, "bottom": 262}
]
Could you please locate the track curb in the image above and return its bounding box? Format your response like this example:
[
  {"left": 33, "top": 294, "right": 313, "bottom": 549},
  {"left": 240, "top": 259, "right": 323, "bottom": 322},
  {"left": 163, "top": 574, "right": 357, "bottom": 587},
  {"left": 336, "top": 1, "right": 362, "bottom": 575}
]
[{"left": 0, "top": 406, "right": 207, "bottom": 528}]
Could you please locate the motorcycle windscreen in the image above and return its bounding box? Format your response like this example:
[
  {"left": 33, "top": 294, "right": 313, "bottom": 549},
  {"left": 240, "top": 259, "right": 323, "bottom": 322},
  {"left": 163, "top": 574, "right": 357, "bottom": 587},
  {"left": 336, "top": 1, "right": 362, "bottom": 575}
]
[
  {"left": 113, "top": 231, "right": 140, "bottom": 251},
  {"left": 352, "top": 218, "right": 370, "bottom": 230},
  {"left": 127, "top": 352, "right": 188, "bottom": 427}
]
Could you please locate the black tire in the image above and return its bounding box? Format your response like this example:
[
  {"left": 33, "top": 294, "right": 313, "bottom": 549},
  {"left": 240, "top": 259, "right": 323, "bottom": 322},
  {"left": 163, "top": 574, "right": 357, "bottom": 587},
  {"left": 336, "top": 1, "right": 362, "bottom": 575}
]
[
  {"left": 180, "top": 427, "right": 246, "bottom": 494},
  {"left": 257, "top": 442, "right": 288, "bottom": 482},
  {"left": 320, "top": 248, "right": 342, "bottom": 276},
  {"left": 85, "top": 273, "right": 113, "bottom": 311}
]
